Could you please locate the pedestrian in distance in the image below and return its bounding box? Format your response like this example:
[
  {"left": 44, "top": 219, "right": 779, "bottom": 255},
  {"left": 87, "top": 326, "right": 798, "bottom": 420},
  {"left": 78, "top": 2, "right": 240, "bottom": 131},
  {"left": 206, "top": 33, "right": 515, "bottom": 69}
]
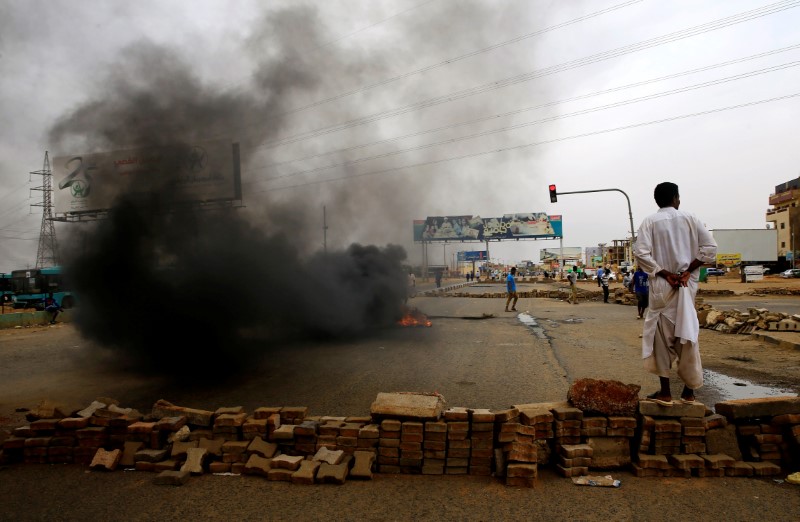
[
  {"left": 505, "top": 267, "right": 518, "bottom": 312},
  {"left": 633, "top": 181, "right": 717, "bottom": 407},
  {"left": 567, "top": 264, "right": 579, "bottom": 304},
  {"left": 632, "top": 266, "right": 649, "bottom": 319},
  {"left": 44, "top": 296, "right": 64, "bottom": 324},
  {"left": 435, "top": 270, "right": 442, "bottom": 288},
  {"left": 600, "top": 267, "right": 610, "bottom": 303}
]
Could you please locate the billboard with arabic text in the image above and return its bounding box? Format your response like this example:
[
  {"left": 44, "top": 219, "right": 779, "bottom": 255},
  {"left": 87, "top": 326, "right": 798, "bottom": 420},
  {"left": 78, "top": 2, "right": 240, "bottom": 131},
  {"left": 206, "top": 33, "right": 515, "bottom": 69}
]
[{"left": 414, "top": 214, "right": 562, "bottom": 242}]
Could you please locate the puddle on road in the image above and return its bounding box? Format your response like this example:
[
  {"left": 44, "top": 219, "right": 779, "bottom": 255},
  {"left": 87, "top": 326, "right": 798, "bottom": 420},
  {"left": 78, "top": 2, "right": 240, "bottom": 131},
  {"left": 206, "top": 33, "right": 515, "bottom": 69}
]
[
  {"left": 517, "top": 313, "right": 548, "bottom": 340},
  {"left": 703, "top": 369, "right": 796, "bottom": 401}
]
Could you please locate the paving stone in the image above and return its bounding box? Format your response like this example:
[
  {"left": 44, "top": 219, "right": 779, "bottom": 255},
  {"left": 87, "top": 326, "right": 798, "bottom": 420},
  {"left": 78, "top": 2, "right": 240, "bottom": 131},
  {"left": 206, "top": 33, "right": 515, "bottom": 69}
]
[
  {"left": 443, "top": 407, "right": 469, "bottom": 421},
  {"left": 214, "top": 406, "right": 244, "bottom": 416},
  {"left": 90, "top": 448, "right": 121, "bottom": 471},
  {"left": 292, "top": 460, "right": 321, "bottom": 485},
  {"left": 317, "top": 455, "right": 353, "bottom": 484},
  {"left": 180, "top": 447, "right": 208, "bottom": 474},
  {"left": 154, "top": 459, "right": 180, "bottom": 471},
  {"left": 134, "top": 448, "right": 169, "bottom": 463},
  {"left": 748, "top": 461, "right": 782, "bottom": 476},
  {"left": 313, "top": 446, "right": 345, "bottom": 465},
  {"left": 253, "top": 407, "right": 281, "bottom": 420},
  {"left": 271, "top": 454, "right": 304, "bottom": 470},
  {"left": 153, "top": 470, "right": 191, "bottom": 486},
  {"left": 350, "top": 451, "right": 376, "bottom": 479},
  {"left": 558, "top": 444, "right": 593, "bottom": 458},
  {"left": 151, "top": 400, "right": 214, "bottom": 427},
  {"left": 156, "top": 416, "right": 188, "bottom": 432},
  {"left": 221, "top": 440, "right": 249, "bottom": 455},
  {"left": 247, "top": 438, "right": 278, "bottom": 458},
  {"left": 271, "top": 424, "right": 295, "bottom": 441},
  {"left": 171, "top": 440, "right": 198, "bottom": 459},
  {"left": 267, "top": 468, "right": 294, "bottom": 481},
  {"left": 168, "top": 426, "right": 191, "bottom": 443},
  {"left": 57, "top": 417, "right": 90, "bottom": 429},
  {"left": 638, "top": 401, "right": 705, "bottom": 418},
  {"left": 371, "top": 392, "right": 446, "bottom": 421},
  {"left": 120, "top": 441, "right": 144, "bottom": 467},
  {"left": 77, "top": 401, "right": 107, "bottom": 418},
  {"left": 636, "top": 454, "right": 669, "bottom": 469},
  {"left": 552, "top": 407, "right": 583, "bottom": 421},
  {"left": 705, "top": 425, "right": 743, "bottom": 461},
  {"left": 715, "top": 396, "right": 800, "bottom": 420},
  {"left": 668, "top": 454, "right": 705, "bottom": 470},
  {"left": 701, "top": 453, "right": 735, "bottom": 469},
  {"left": 198, "top": 438, "right": 225, "bottom": 457},
  {"left": 725, "top": 461, "right": 754, "bottom": 477},
  {"left": 243, "top": 454, "right": 272, "bottom": 476},
  {"left": 470, "top": 409, "right": 496, "bottom": 423},
  {"left": 209, "top": 462, "right": 231, "bottom": 473},
  {"left": 359, "top": 424, "right": 380, "bottom": 439},
  {"left": 586, "top": 437, "right": 631, "bottom": 469}
]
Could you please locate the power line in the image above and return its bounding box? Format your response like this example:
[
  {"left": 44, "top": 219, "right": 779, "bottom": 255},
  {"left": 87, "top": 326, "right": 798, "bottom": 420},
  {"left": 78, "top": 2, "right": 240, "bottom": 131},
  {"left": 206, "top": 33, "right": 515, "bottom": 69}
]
[
  {"left": 254, "top": 91, "right": 800, "bottom": 192},
  {"left": 247, "top": 44, "right": 800, "bottom": 177},
  {"left": 222, "top": 0, "right": 643, "bottom": 139},
  {"left": 248, "top": 0, "right": 800, "bottom": 151}
]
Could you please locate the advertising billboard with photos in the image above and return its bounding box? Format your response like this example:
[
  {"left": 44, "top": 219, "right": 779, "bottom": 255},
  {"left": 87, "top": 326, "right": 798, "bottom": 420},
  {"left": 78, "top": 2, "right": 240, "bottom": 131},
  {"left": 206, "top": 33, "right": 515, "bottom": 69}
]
[
  {"left": 414, "top": 213, "right": 562, "bottom": 242},
  {"left": 540, "top": 247, "right": 582, "bottom": 261},
  {"left": 52, "top": 140, "right": 241, "bottom": 215}
]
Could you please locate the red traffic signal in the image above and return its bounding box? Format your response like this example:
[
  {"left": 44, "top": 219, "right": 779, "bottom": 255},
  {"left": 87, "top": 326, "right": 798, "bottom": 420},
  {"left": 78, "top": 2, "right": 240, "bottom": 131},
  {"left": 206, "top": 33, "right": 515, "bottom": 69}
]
[{"left": 549, "top": 184, "right": 557, "bottom": 203}]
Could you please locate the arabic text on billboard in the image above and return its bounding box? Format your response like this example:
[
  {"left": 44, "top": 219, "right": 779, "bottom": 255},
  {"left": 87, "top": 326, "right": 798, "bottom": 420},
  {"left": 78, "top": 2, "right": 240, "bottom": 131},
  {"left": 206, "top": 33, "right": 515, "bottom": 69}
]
[
  {"left": 414, "top": 214, "right": 562, "bottom": 241},
  {"left": 716, "top": 253, "right": 742, "bottom": 267},
  {"left": 52, "top": 140, "right": 240, "bottom": 215},
  {"left": 457, "top": 250, "right": 488, "bottom": 262}
]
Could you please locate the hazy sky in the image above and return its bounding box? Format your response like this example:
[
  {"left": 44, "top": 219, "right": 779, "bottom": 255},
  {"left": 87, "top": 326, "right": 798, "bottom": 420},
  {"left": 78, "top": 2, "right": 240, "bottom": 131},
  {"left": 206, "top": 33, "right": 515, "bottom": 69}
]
[{"left": 1, "top": 0, "right": 799, "bottom": 271}]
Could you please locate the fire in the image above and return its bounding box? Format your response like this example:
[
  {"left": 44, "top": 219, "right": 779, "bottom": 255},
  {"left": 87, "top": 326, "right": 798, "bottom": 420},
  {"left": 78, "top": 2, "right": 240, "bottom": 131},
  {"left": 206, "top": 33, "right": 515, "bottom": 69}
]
[{"left": 398, "top": 307, "right": 432, "bottom": 327}]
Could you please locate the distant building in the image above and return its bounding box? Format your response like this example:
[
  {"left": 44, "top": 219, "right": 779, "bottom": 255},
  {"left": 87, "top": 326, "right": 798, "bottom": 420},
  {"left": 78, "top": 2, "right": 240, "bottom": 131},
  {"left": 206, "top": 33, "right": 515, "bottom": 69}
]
[{"left": 765, "top": 177, "right": 800, "bottom": 260}]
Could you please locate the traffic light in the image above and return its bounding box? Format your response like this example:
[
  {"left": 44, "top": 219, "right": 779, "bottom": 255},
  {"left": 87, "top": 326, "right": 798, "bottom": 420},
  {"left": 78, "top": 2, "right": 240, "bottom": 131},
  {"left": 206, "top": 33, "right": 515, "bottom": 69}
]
[{"left": 549, "top": 184, "right": 557, "bottom": 203}]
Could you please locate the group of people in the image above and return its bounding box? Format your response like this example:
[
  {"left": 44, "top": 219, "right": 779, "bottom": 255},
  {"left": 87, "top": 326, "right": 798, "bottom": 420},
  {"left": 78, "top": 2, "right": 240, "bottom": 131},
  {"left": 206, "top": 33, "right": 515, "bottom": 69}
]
[
  {"left": 503, "top": 182, "right": 717, "bottom": 407},
  {"left": 465, "top": 272, "right": 476, "bottom": 282}
]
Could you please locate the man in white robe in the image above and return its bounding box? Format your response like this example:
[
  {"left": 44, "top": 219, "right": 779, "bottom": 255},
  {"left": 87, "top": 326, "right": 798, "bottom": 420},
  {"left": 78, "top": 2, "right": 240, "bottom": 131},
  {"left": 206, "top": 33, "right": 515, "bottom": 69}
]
[{"left": 633, "top": 182, "right": 717, "bottom": 406}]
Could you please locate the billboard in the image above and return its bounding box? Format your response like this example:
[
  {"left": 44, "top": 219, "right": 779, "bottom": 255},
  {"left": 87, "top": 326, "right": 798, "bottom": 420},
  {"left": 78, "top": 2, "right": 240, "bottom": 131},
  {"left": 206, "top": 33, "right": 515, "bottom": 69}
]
[
  {"left": 414, "top": 213, "right": 562, "bottom": 241},
  {"left": 52, "top": 140, "right": 241, "bottom": 215},
  {"left": 540, "top": 247, "right": 582, "bottom": 261},
  {"left": 457, "top": 250, "right": 488, "bottom": 262}
]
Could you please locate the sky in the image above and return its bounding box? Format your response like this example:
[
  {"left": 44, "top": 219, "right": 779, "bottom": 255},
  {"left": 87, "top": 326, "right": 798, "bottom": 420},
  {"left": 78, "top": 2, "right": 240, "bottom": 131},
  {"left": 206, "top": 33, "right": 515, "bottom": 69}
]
[{"left": 1, "top": 0, "right": 799, "bottom": 272}]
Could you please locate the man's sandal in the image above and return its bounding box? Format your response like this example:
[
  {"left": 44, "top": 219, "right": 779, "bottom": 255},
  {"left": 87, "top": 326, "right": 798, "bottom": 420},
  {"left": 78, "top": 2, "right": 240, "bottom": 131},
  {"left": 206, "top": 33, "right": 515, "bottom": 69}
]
[
  {"left": 645, "top": 392, "right": 673, "bottom": 407},
  {"left": 679, "top": 396, "right": 699, "bottom": 405}
]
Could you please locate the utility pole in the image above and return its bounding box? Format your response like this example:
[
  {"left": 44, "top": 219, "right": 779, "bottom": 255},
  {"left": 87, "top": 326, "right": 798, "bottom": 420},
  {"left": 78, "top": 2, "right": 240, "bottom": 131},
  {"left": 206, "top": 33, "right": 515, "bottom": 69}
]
[
  {"left": 323, "top": 206, "right": 328, "bottom": 253},
  {"left": 30, "top": 151, "right": 59, "bottom": 268}
]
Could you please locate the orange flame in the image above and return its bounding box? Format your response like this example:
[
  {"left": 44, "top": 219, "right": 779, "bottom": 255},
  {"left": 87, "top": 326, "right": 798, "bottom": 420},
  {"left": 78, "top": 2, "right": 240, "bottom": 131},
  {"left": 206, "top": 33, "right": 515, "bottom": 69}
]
[{"left": 398, "top": 308, "right": 432, "bottom": 327}]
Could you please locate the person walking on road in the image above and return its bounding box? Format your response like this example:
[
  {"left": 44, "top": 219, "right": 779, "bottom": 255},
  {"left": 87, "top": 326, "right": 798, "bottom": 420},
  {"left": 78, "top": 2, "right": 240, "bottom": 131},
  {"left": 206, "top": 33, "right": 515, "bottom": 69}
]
[
  {"left": 505, "top": 267, "right": 518, "bottom": 312},
  {"left": 600, "top": 267, "right": 610, "bottom": 303},
  {"left": 567, "top": 265, "right": 579, "bottom": 304},
  {"left": 634, "top": 181, "right": 717, "bottom": 406},
  {"left": 632, "top": 266, "right": 649, "bottom": 319}
]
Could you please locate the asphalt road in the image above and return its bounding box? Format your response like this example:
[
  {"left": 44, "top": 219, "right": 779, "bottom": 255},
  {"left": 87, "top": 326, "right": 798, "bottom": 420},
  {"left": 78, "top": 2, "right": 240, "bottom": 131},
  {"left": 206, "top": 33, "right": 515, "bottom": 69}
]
[{"left": 0, "top": 291, "right": 799, "bottom": 521}]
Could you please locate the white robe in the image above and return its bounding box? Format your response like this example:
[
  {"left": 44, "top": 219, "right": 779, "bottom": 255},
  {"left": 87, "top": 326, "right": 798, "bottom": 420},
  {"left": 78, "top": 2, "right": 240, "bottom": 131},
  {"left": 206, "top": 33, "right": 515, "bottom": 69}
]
[{"left": 634, "top": 207, "right": 717, "bottom": 388}]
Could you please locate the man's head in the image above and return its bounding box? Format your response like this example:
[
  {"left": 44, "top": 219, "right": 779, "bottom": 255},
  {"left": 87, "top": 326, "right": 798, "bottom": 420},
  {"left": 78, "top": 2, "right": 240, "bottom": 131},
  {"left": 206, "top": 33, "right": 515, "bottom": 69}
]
[
  {"left": 654, "top": 182, "right": 680, "bottom": 209},
  {"left": 510, "top": 267, "right": 517, "bottom": 274}
]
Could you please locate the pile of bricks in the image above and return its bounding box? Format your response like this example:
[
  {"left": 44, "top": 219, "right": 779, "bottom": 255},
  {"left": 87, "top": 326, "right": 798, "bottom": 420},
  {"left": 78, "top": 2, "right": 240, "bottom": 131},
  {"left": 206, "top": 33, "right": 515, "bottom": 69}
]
[
  {"left": 697, "top": 305, "right": 800, "bottom": 334},
  {"left": 2, "top": 392, "right": 799, "bottom": 487}
]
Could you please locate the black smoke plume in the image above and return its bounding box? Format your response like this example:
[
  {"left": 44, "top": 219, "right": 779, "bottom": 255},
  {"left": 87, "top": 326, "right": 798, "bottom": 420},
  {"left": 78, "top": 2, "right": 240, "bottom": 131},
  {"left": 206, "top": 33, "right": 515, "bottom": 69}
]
[{"left": 49, "top": 5, "right": 416, "bottom": 376}]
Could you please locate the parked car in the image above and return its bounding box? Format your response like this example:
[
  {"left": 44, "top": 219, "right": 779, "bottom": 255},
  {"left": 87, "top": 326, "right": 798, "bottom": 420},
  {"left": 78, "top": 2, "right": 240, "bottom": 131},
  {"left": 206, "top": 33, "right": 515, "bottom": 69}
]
[
  {"left": 706, "top": 268, "right": 725, "bottom": 276},
  {"left": 779, "top": 268, "right": 800, "bottom": 278},
  {"left": 591, "top": 271, "right": 616, "bottom": 282}
]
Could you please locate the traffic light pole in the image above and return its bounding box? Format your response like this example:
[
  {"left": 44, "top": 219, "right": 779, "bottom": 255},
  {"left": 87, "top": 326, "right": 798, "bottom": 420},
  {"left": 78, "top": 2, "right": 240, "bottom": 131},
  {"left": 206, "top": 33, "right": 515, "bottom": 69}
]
[{"left": 555, "top": 188, "right": 636, "bottom": 263}]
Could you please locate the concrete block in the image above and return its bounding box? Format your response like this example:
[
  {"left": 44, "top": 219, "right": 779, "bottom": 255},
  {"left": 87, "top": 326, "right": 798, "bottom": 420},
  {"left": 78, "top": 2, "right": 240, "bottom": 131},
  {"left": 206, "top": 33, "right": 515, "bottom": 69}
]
[
  {"left": 313, "top": 446, "right": 344, "bottom": 465},
  {"left": 170, "top": 440, "right": 198, "bottom": 459},
  {"left": 705, "top": 425, "right": 743, "bottom": 461},
  {"left": 180, "top": 447, "right": 208, "bottom": 474},
  {"left": 247, "top": 438, "right": 278, "bottom": 458},
  {"left": 90, "top": 448, "right": 121, "bottom": 471},
  {"left": 271, "top": 454, "right": 304, "bottom": 471},
  {"left": 151, "top": 400, "right": 213, "bottom": 427},
  {"left": 291, "top": 460, "right": 320, "bottom": 484},
  {"left": 243, "top": 454, "right": 272, "bottom": 476},
  {"left": 350, "top": 451, "right": 376, "bottom": 479},
  {"left": 134, "top": 448, "right": 169, "bottom": 463},
  {"left": 586, "top": 437, "right": 630, "bottom": 469},
  {"left": 120, "top": 441, "right": 144, "bottom": 467},
  {"left": 715, "top": 396, "right": 800, "bottom": 420},
  {"left": 198, "top": 438, "right": 224, "bottom": 457},
  {"left": 317, "top": 456, "right": 352, "bottom": 484},
  {"left": 267, "top": 468, "right": 294, "bottom": 481},
  {"left": 639, "top": 401, "right": 705, "bottom": 418},
  {"left": 370, "top": 392, "right": 446, "bottom": 420}
]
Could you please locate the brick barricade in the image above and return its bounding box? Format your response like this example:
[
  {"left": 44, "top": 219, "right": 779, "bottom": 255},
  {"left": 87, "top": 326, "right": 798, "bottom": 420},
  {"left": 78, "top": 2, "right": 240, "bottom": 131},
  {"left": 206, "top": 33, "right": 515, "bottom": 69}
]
[{"left": 2, "top": 395, "right": 797, "bottom": 486}]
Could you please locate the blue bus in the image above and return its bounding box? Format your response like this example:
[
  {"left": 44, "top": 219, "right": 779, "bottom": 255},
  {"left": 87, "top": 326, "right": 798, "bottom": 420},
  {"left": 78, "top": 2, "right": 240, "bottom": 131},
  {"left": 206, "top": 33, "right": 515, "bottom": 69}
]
[{"left": 9, "top": 266, "right": 77, "bottom": 310}]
